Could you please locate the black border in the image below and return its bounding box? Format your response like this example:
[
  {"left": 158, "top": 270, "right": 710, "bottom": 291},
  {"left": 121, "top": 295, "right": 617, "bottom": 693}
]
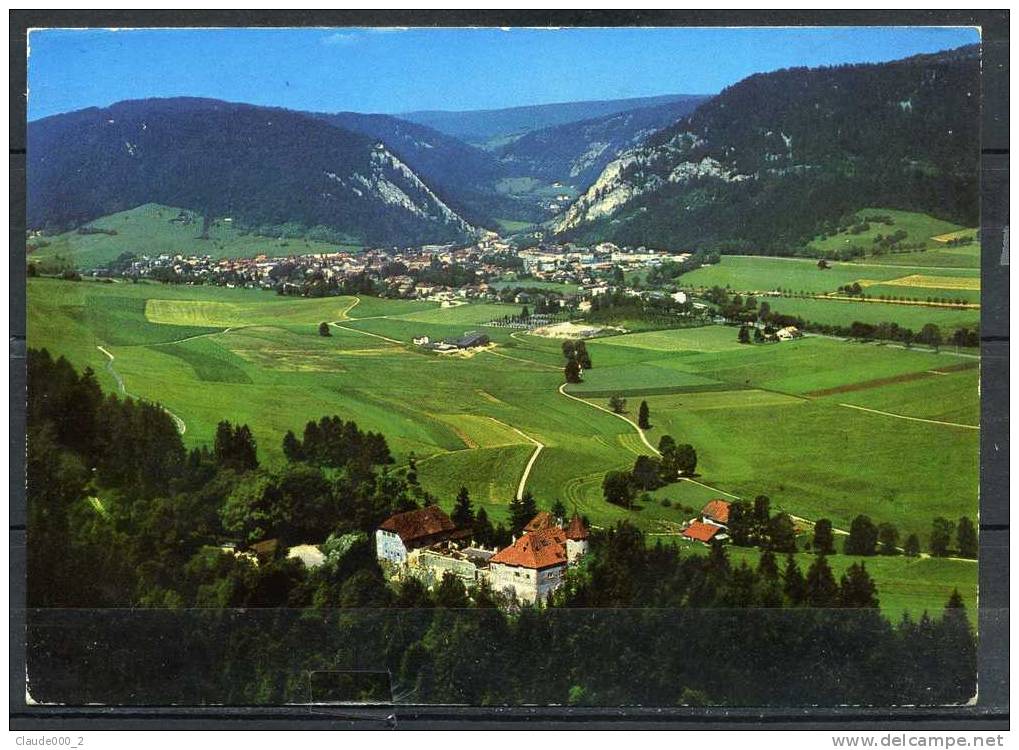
[{"left": 9, "top": 9, "right": 1009, "bottom": 730}]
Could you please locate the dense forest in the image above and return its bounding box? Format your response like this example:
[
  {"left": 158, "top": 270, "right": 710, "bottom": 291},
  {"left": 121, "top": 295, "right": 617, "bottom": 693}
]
[
  {"left": 559, "top": 46, "right": 979, "bottom": 253},
  {"left": 26, "top": 350, "right": 975, "bottom": 706}
]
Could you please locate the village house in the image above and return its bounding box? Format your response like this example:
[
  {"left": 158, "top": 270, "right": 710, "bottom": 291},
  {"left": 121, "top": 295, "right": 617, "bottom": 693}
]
[
  {"left": 776, "top": 326, "right": 803, "bottom": 341},
  {"left": 700, "top": 499, "right": 732, "bottom": 528},
  {"left": 682, "top": 499, "right": 733, "bottom": 545}
]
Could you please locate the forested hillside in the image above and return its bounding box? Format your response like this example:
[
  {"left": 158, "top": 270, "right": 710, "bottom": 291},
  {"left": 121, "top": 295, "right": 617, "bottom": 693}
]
[
  {"left": 497, "top": 96, "right": 709, "bottom": 188},
  {"left": 28, "top": 98, "right": 478, "bottom": 246}
]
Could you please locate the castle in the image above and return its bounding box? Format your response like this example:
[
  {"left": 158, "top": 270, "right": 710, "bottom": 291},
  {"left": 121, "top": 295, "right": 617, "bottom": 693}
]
[{"left": 375, "top": 505, "right": 589, "bottom": 605}]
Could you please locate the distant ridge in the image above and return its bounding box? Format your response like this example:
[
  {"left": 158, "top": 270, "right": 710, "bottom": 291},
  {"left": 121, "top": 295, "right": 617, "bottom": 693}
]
[{"left": 401, "top": 93, "right": 711, "bottom": 146}]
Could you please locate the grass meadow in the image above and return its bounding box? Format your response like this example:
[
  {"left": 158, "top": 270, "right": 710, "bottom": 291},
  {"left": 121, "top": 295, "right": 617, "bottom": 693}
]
[
  {"left": 28, "top": 277, "right": 978, "bottom": 620},
  {"left": 807, "top": 207, "right": 978, "bottom": 263}
]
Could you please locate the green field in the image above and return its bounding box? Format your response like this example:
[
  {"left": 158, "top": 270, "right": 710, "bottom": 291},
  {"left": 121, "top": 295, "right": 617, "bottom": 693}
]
[
  {"left": 682, "top": 255, "right": 980, "bottom": 296},
  {"left": 28, "top": 203, "right": 362, "bottom": 270},
  {"left": 28, "top": 278, "right": 978, "bottom": 619},
  {"left": 680, "top": 254, "right": 980, "bottom": 333},
  {"left": 765, "top": 296, "right": 980, "bottom": 331},
  {"left": 807, "top": 207, "right": 980, "bottom": 269}
]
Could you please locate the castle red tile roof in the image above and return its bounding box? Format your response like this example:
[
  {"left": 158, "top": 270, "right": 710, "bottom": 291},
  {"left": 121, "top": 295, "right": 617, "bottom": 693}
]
[
  {"left": 564, "top": 513, "right": 589, "bottom": 541},
  {"left": 523, "top": 511, "right": 556, "bottom": 534},
  {"left": 683, "top": 521, "right": 724, "bottom": 544},
  {"left": 379, "top": 505, "right": 458, "bottom": 547},
  {"left": 490, "top": 527, "right": 568, "bottom": 570},
  {"left": 701, "top": 499, "right": 732, "bottom": 525}
]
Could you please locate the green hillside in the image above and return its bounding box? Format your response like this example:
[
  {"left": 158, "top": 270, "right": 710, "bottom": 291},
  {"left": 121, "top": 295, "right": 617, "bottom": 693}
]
[
  {"left": 27, "top": 203, "right": 361, "bottom": 272},
  {"left": 808, "top": 207, "right": 979, "bottom": 268}
]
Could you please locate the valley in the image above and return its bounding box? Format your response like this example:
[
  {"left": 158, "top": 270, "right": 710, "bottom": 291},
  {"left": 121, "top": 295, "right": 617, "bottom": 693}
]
[
  {"left": 27, "top": 273, "right": 979, "bottom": 620},
  {"left": 24, "top": 42, "right": 983, "bottom": 627}
]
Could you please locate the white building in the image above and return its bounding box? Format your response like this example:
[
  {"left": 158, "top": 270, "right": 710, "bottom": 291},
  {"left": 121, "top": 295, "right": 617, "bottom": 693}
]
[
  {"left": 488, "top": 527, "right": 569, "bottom": 605},
  {"left": 487, "top": 513, "right": 590, "bottom": 604},
  {"left": 375, "top": 505, "right": 462, "bottom": 566}
]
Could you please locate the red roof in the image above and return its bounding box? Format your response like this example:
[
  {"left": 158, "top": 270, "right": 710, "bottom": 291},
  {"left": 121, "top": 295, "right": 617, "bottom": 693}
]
[
  {"left": 491, "top": 528, "right": 568, "bottom": 570},
  {"left": 701, "top": 499, "right": 732, "bottom": 525},
  {"left": 523, "top": 511, "right": 556, "bottom": 534},
  {"left": 683, "top": 521, "right": 724, "bottom": 544},
  {"left": 379, "top": 505, "right": 457, "bottom": 546},
  {"left": 564, "top": 513, "right": 589, "bottom": 541}
]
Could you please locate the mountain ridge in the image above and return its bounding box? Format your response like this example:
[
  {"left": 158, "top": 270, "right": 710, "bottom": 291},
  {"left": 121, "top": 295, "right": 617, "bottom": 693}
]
[
  {"left": 556, "top": 45, "right": 979, "bottom": 251},
  {"left": 27, "top": 97, "right": 479, "bottom": 245}
]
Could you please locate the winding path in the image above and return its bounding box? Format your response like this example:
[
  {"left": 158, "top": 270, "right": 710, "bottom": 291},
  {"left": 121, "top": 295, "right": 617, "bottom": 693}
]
[
  {"left": 837, "top": 402, "right": 979, "bottom": 430},
  {"left": 484, "top": 417, "right": 545, "bottom": 500},
  {"left": 96, "top": 345, "right": 187, "bottom": 434},
  {"left": 329, "top": 321, "right": 405, "bottom": 345},
  {"left": 558, "top": 382, "right": 660, "bottom": 455}
]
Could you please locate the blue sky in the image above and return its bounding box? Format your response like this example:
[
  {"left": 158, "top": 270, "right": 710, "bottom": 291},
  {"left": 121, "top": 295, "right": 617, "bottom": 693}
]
[{"left": 27, "top": 26, "right": 979, "bottom": 120}]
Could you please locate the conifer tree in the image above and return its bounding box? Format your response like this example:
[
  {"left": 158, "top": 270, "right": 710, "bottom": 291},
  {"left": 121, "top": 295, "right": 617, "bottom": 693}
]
[
  {"left": 783, "top": 554, "right": 806, "bottom": 605},
  {"left": 804, "top": 555, "right": 839, "bottom": 607},
  {"left": 838, "top": 562, "right": 879, "bottom": 608},
  {"left": 757, "top": 549, "right": 779, "bottom": 581},
  {"left": 956, "top": 516, "right": 977, "bottom": 558},
  {"left": 638, "top": 400, "right": 650, "bottom": 429},
  {"left": 904, "top": 533, "right": 921, "bottom": 557},
  {"left": 813, "top": 518, "right": 835, "bottom": 555},
  {"left": 451, "top": 486, "right": 474, "bottom": 529}
]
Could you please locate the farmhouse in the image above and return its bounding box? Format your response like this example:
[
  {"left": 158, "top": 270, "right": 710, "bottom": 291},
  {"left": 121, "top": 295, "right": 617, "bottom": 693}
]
[
  {"left": 776, "top": 326, "right": 803, "bottom": 341},
  {"left": 447, "top": 331, "right": 491, "bottom": 349},
  {"left": 682, "top": 499, "right": 732, "bottom": 545},
  {"left": 375, "top": 505, "right": 466, "bottom": 565},
  {"left": 682, "top": 520, "right": 728, "bottom": 545},
  {"left": 700, "top": 499, "right": 732, "bottom": 528}
]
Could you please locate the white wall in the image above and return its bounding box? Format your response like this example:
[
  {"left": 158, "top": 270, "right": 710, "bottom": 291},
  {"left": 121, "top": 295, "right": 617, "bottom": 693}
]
[
  {"left": 375, "top": 529, "right": 408, "bottom": 565},
  {"left": 489, "top": 562, "right": 566, "bottom": 604}
]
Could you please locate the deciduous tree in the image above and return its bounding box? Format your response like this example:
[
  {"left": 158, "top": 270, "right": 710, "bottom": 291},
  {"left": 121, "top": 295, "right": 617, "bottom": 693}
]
[
  {"left": 602, "top": 470, "right": 636, "bottom": 509},
  {"left": 813, "top": 518, "right": 835, "bottom": 555},
  {"left": 956, "top": 516, "right": 977, "bottom": 558},
  {"left": 844, "top": 515, "right": 878, "bottom": 556},
  {"left": 930, "top": 517, "right": 955, "bottom": 557}
]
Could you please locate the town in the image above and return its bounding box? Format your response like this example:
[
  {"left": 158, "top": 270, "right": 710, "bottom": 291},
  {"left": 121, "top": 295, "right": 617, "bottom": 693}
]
[{"left": 74, "top": 222, "right": 700, "bottom": 308}]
